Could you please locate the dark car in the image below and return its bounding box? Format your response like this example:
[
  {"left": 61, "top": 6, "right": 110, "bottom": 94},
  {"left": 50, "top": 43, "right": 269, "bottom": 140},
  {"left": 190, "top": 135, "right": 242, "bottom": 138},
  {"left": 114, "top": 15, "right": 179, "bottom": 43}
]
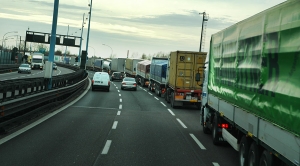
[
  {"left": 53, "top": 63, "right": 57, "bottom": 70},
  {"left": 111, "top": 72, "right": 124, "bottom": 81}
]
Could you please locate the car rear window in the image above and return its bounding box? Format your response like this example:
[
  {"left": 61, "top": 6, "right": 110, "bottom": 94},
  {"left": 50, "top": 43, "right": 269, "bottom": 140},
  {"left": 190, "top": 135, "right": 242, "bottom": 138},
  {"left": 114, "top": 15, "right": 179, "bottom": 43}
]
[
  {"left": 124, "top": 78, "right": 135, "bottom": 81},
  {"left": 94, "top": 74, "right": 109, "bottom": 80}
]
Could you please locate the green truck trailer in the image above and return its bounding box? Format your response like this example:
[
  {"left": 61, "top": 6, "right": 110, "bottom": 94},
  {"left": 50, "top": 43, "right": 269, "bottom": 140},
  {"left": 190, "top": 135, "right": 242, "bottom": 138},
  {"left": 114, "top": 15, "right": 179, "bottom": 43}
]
[{"left": 201, "top": 1, "right": 300, "bottom": 166}]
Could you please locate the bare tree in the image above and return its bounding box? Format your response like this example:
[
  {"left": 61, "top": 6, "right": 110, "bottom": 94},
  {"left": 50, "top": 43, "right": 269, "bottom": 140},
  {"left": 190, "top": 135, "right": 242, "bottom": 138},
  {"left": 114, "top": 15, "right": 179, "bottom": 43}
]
[{"left": 131, "top": 52, "right": 139, "bottom": 58}]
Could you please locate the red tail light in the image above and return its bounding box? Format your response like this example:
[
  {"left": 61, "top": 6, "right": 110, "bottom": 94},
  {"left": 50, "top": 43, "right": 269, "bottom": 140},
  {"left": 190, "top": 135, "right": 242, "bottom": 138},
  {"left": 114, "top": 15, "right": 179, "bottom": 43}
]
[
  {"left": 108, "top": 81, "right": 110, "bottom": 85},
  {"left": 122, "top": 82, "right": 126, "bottom": 85},
  {"left": 221, "top": 124, "right": 228, "bottom": 129},
  {"left": 134, "top": 83, "right": 137, "bottom": 86},
  {"left": 92, "top": 80, "right": 94, "bottom": 84}
]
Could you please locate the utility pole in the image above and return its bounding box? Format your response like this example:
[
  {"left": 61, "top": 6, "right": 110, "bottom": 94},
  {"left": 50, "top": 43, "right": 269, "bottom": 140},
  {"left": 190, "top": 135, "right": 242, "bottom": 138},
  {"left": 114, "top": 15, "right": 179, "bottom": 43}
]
[{"left": 199, "top": 12, "right": 208, "bottom": 52}]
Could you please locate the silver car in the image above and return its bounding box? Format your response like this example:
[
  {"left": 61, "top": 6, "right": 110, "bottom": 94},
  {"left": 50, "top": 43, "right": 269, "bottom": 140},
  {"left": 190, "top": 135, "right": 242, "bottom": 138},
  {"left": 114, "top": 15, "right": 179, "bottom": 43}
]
[
  {"left": 18, "top": 64, "right": 31, "bottom": 74},
  {"left": 121, "top": 77, "right": 137, "bottom": 91}
]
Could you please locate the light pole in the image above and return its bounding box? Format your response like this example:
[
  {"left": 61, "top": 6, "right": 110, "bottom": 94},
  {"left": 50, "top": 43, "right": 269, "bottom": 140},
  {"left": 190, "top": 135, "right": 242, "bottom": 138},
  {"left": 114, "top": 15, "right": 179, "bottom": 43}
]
[
  {"left": 78, "top": 13, "right": 87, "bottom": 64},
  {"left": 102, "top": 44, "right": 113, "bottom": 58},
  {"left": 199, "top": 12, "right": 208, "bottom": 52},
  {"left": 64, "top": 25, "right": 69, "bottom": 63},
  {"left": 2, "top": 31, "right": 18, "bottom": 50},
  {"left": 85, "top": 0, "right": 92, "bottom": 58}
]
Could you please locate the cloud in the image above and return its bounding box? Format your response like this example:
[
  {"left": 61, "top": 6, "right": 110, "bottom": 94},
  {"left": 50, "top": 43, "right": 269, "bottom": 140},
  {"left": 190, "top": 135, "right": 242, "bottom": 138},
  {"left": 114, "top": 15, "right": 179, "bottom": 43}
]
[{"left": 100, "top": 10, "right": 236, "bottom": 30}]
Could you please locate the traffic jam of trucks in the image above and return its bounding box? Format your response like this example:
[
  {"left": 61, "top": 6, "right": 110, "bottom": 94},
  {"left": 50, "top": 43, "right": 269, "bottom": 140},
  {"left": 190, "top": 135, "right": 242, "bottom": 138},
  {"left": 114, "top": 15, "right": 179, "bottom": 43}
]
[{"left": 82, "top": 1, "right": 299, "bottom": 165}]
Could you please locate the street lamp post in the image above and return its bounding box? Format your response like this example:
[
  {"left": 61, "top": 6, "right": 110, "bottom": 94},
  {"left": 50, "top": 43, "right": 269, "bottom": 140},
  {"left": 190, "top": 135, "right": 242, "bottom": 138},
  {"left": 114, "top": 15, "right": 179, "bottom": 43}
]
[
  {"left": 199, "top": 12, "right": 208, "bottom": 52},
  {"left": 64, "top": 25, "right": 69, "bottom": 63},
  {"left": 2, "top": 31, "right": 18, "bottom": 50},
  {"left": 102, "top": 44, "right": 113, "bottom": 58},
  {"left": 78, "top": 13, "right": 86, "bottom": 64},
  {"left": 85, "top": 0, "right": 93, "bottom": 58}
]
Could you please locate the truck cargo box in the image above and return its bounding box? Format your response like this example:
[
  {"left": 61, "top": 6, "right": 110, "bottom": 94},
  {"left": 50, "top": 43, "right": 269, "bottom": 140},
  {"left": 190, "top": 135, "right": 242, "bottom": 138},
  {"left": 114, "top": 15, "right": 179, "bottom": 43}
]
[
  {"left": 111, "top": 58, "right": 125, "bottom": 72},
  {"left": 150, "top": 57, "right": 168, "bottom": 80},
  {"left": 154, "top": 62, "right": 167, "bottom": 84},
  {"left": 168, "top": 51, "right": 206, "bottom": 90},
  {"left": 125, "top": 58, "right": 143, "bottom": 76},
  {"left": 137, "top": 60, "right": 151, "bottom": 79}
]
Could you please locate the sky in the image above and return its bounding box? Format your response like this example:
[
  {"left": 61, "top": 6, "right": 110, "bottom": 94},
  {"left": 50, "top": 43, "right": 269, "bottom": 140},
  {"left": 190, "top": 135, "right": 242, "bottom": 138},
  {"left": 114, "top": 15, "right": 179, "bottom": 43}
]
[{"left": 0, "top": 0, "right": 287, "bottom": 59}]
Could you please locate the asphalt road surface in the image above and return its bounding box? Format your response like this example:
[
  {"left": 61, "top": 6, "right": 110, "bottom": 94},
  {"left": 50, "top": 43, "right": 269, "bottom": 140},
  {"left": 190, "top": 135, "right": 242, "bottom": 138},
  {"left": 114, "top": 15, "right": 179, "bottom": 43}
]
[{"left": 0, "top": 71, "right": 239, "bottom": 166}]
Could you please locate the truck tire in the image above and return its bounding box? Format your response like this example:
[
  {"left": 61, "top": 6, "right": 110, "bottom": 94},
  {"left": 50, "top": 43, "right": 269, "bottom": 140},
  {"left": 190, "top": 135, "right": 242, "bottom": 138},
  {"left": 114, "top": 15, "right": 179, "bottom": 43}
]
[
  {"left": 170, "top": 92, "right": 176, "bottom": 109},
  {"left": 201, "top": 107, "right": 210, "bottom": 134},
  {"left": 259, "top": 150, "right": 273, "bottom": 166},
  {"left": 165, "top": 88, "right": 170, "bottom": 103},
  {"left": 248, "top": 142, "right": 260, "bottom": 166},
  {"left": 212, "top": 115, "right": 221, "bottom": 145},
  {"left": 202, "top": 119, "right": 210, "bottom": 134},
  {"left": 239, "top": 136, "right": 250, "bottom": 166}
]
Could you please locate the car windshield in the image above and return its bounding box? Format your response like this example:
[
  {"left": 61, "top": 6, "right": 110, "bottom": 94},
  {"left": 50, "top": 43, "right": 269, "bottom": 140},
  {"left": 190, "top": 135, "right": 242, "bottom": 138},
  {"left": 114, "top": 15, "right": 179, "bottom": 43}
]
[
  {"left": 124, "top": 78, "right": 135, "bottom": 82},
  {"left": 20, "top": 64, "right": 29, "bottom": 67}
]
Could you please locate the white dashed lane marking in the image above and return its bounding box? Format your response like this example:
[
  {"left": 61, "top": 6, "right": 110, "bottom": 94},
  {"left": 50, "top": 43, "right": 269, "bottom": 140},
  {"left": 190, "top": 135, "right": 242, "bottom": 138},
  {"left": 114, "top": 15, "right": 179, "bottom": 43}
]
[
  {"left": 190, "top": 134, "right": 206, "bottom": 150},
  {"left": 112, "top": 121, "right": 118, "bottom": 129},
  {"left": 167, "top": 109, "right": 175, "bottom": 116},
  {"left": 101, "top": 140, "right": 112, "bottom": 154},
  {"left": 176, "top": 118, "right": 187, "bottom": 128}
]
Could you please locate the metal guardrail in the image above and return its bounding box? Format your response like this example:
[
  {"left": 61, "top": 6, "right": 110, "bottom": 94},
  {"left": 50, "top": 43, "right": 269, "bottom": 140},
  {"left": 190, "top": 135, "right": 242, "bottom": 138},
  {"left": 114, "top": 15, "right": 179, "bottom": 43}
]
[
  {"left": 0, "top": 63, "right": 88, "bottom": 132},
  {"left": 0, "top": 64, "right": 19, "bottom": 74}
]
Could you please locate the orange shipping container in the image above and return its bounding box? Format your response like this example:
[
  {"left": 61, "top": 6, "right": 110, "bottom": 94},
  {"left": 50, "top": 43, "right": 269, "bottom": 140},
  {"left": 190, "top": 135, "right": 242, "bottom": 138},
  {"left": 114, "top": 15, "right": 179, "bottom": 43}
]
[{"left": 168, "top": 51, "right": 206, "bottom": 90}]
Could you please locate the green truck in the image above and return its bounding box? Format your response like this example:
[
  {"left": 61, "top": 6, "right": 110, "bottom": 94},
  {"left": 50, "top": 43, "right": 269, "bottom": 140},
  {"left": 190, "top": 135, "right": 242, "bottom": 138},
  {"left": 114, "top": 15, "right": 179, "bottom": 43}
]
[{"left": 201, "top": 1, "right": 300, "bottom": 166}]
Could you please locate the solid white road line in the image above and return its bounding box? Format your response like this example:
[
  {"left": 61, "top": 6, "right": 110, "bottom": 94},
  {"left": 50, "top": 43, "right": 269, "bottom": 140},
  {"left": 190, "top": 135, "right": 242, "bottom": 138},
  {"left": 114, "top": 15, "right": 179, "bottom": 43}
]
[
  {"left": 212, "top": 162, "right": 220, "bottom": 166},
  {"left": 160, "top": 102, "right": 166, "bottom": 107},
  {"left": 190, "top": 134, "right": 206, "bottom": 150},
  {"left": 154, "top": 97, "right": 159, "bottom": 100},
  {"left": 101, "top": 140, "right": 112, "bottom": 154},
  {"left": 176, "top": 118, "right": 187, "bottom": 128},
  {"left": 0, "top": 78, "right": 92, "bottom": 146},
  {"left": 119, "top": 94, "right": 121, "bottom": 96},
  {"left": 120, "top": 99, "right": 122, "bottom": 102},
  {"left": 119, "top": 104, "right": 122, "bottom": 110},
  {"left": 117, "top": 111, "right": 121, "bottom": 115},
  {"left": 167, "top": 109, "right": 175, "bottom": 116},
  {"left": 112, "top": 121, "right": 118, "bottom": 129}
]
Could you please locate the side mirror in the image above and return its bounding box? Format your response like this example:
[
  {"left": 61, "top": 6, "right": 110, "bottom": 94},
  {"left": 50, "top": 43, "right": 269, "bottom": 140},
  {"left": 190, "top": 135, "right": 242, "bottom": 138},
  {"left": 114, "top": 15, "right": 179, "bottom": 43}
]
[{"left": 195, "top": 73, "right": 200, "bottom": 82}]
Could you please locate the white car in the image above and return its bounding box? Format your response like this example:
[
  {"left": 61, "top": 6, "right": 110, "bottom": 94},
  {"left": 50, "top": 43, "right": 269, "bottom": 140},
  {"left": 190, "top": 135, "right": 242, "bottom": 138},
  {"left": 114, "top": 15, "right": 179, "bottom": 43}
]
[
  {"left": 18, "top": 64, "right": 31, "bottom": 74},
  {"left": 92, "top": 72, "right": 110, "bottom": 91}
]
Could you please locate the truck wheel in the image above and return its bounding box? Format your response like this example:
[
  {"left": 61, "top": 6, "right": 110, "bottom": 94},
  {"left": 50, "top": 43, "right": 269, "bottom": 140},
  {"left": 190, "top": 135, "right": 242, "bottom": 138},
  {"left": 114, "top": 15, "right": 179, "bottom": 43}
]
[
  {"left": 170, "top": 92, "right": 176, "bottom": 109},
  {"left": 248, "top": 142, "right": 260, "bottom": 166},
  {"left": 165, "top": 88, "right": 170, "bottom": 103},
  {"left": 202, "top": 119, "right": 210, "bottom": 134},
  {"left": 259, "top": 150, "right": 273, "bottom": 166},
  {"left": 239, "top": 136, "right": 250, "bottom": 166},
  {"left": 201, "top": 107, "right": 210, "bottom": 134},
  {"left": 212, "top": 115, "right": 221, "bottom": 145}
]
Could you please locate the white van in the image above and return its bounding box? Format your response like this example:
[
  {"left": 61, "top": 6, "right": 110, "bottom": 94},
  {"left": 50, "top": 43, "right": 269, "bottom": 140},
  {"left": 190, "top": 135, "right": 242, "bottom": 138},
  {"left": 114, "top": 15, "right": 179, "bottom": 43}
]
[{"left": 92, "top": 72, "right": 110, "bottom": 91}]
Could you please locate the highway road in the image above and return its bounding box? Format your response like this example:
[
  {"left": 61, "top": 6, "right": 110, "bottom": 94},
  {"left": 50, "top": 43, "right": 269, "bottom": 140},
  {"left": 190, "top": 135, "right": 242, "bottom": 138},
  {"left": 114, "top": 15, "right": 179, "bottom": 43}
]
[
  {"left": 0, "top": 71, "right": 239, "bottom": 166},
  {"left": 0, "top": 66, "right": 75, "bottom": 81}
]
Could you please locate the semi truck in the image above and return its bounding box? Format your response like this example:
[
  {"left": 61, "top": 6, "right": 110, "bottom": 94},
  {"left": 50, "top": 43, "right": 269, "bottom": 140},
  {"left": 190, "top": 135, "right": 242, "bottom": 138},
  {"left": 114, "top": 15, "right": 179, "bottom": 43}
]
[
  {"left": 102, "top": 59, "right": 111, "bottom": 72},
  {"left": 148, "top": 57, "right": 169, "bottom": 97},
  {"left": 124, "top": 58, "right": 143, "bottom": 78},
  {"left": 164, "top": 51, "right": 206, "bottom": 109},
  {"left": 111, "top": 58, "right": 126, "bottom": 73},
  {"left": 136, "top": 60, "right": 151, "bottom": 87},
  {"left": 201, "top": 1, "right": 300, "bottom": 166},
  {"left": 31, "top": 52, "right": 44, "bottom": 70}
]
